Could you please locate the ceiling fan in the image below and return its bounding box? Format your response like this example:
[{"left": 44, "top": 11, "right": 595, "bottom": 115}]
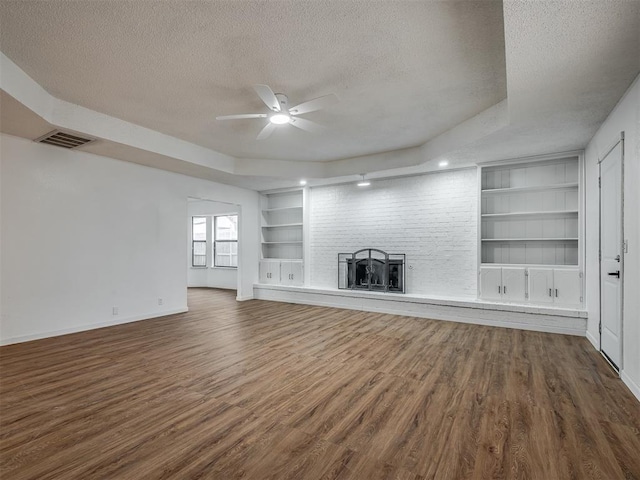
[{"left": 216, "top": 85, "right": 339, "bottom": 140}]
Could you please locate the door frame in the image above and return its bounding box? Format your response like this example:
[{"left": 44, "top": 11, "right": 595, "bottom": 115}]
[{"left": 598, "top": 132, "right": 625, "bottom": 372}]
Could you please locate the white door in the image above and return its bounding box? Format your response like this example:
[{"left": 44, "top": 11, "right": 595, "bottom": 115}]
[
  {"left": 553, "top": 269, "right": 581, "bottom": 306},
  {"left": 480, "top": 267, "right": 502, "bottom": 301},
  {"left": 528, "top": 268, "right": 554, "bottom": 304},
  {"left": 600, "top": 141, "right": 623, "bottom": 369},
  {"left": 502, "top": 267, "right": 526, "bottom": 302}
]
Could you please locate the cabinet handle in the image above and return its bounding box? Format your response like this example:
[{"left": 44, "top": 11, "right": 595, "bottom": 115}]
[
  {"left": 504, "top": 286, "right": 507, "bottom": 294},
  {"left": 555, "top": 289, "right": 558, "bottom": 297},
  {"left": 549, "top": 288, "right": 552, "bottom": 297},
  {"left": 498, "top": 286, "right": 501, "bottom": 294}
]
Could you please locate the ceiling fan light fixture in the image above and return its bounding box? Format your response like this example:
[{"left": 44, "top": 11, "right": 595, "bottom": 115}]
[{"left": 269, "top": 113, "right": 290, "bottom": 125}]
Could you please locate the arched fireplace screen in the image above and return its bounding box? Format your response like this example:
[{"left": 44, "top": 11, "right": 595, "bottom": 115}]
[{"left": 338, "top": 249, "right": 405, "bottom": 293}]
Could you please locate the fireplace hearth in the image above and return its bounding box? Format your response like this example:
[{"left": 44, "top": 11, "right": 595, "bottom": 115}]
[{"left": 338, "top": 249, "right": 405, "bottom": 293}]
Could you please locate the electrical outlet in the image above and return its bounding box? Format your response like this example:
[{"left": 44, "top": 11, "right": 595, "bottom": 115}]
[
  {"left": 112, "top": 307, "right": 119, "bottom": 315},
  {"left": 158, "top": 298, "right": 163, "bottom": 306}
]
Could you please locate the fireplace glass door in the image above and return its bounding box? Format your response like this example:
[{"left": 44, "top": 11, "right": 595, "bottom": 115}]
[{"left": 338, "top": 249, "right": 405, "bottom": 293}]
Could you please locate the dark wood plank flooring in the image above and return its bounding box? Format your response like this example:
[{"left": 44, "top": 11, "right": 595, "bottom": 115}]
[{"left": 1, "top": 288, "right": 639, "bottom": 479}]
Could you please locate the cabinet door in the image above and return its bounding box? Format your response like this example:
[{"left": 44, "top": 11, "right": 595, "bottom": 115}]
[
  {"left": 280, "top": 261, "right": 303, "bottom": 286},
  {"left": 260, "top": 261, "right": 280, "bottom": 284},
  {"left": 280, "top": 261, "right": 291, "bottom": 285},
  {"left": 259, "top": 261, "right": 270, "bottom": 284},
  {"left": 480, "top": 267, "right": 502, "bottom": 301},
  {"left": 528, "top": 268, "right": 554, "bottom": 304},
  {"left": 553, "top": 269, "right": 581, "bottom": 306},
  {"left": 502, "top": 267, "right": 526, "bottom": 302},
  {"left": 288, "top": 262, "right": 303, "bottom": 286}
]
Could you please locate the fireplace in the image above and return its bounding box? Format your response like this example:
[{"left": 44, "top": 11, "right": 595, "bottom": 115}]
[{"left": 338, "top": 249, "right": 405, "bottom": 293}]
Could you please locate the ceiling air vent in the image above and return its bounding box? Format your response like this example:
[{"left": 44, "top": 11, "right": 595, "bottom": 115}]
[{"left": 35, "top": 130, "right": 96, "bottom": 149}]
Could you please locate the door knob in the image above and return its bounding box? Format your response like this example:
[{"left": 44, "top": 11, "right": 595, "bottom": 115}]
[{"left": 608, "top": 271, "right": 620, "bottom": 278}]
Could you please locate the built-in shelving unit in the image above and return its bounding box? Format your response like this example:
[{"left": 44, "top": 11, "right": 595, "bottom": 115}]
[
  {"left": 480, "top": 156, "right": 580, "bottom": 266},
  {"left": 260, "top": 189, "right": 304, "bottom": 286},
  {"left": 479, "top": 154, "right": 583, "bottom": 306},
  {"left": 261, "top": 190, "right": 303, "bottom": 260}
]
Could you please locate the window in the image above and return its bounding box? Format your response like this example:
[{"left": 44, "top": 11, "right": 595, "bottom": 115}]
[
  {"left": 192, "top": 216, "right": 207, "bottom": 267},
  {"left": 214, "top": 215, "right": 238, "bottom": 267}
]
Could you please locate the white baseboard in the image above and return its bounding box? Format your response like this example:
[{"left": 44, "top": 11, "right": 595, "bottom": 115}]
[
  {"left": 586, "top": 330, "right": 600, "bottom": 350},
  {"left": 236, "top": 295, "right": 254, "bottom": 301},
  {"left": 253, "top": 285, "right": 587, "bottom": 336},
  {"left": 621, "top": 371, "right": 640, "bottom": 403},
  {"left": 0, "top": 307, "right": 188, "bottom": 346}
]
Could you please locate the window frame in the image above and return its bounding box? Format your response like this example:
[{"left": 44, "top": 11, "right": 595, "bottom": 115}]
[
  {"left": 213, "top": 214, "right": 238, "bottom": 268},
  {"left": 191, "top": 216, "right": 208, "bottom": 268}
]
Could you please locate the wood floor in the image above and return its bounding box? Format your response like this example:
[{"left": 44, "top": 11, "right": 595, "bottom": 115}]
[{"left": 1, "top": 289, "right": 639, "bottom": 480}]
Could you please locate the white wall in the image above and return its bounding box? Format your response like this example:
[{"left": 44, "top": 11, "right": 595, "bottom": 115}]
[
  {"left": 0, "top": 134, "right": 260, "bottom": 345},
  {"left": 308, "top": 169, "right": 478, "bottom": 298},
  {"left": 187, "top": 200, "right": 238, "bottom": 290},
  {"left": 584, "top": 75, "right": 640, "bottom": 399}
]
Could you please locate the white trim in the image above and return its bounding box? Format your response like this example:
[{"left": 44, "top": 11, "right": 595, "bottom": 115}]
[
  {"left": 254, "top": 285, "right": 587, "bottom": 336},
  {"left": 586, "top": 330, "right": 600, "bottom": 350},
  {"left": 255, "top": 284, "right": 587, "bottom": 317},
  {"left": 236, "top": 294, "right": 254, "bottom": 301},
  {"left": 0, "top": 307, "right": 188, "bottom": 346},
  {"left": 621, "top": 371, "right": 640, "bottom": 403},
  {"left": 477, "top": 150, "right": 584, "bottom": 168}
]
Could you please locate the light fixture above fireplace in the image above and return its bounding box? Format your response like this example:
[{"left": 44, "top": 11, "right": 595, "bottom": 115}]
[{"left": 357, "top": 174, "right": 370, "bottom": 187}]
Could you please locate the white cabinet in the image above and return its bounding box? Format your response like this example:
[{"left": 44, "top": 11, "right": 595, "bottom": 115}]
[
  {"left": 281, "top": 261, "right": 303, "bottom": 286},
  {"left": 552, "top": 269, "right": 582, "bottom": 306},
  {"left": 478, "top": 154, "right": 584, "bottom": 308},
  {"left": 260, "top": 260, "right": 303, "bottom": 286},
  {"left": 480, "top": 266, "right": 502, "bottom": 301},
  {"left": 502, "top": 267, "right": 526, "bottom": 302},
  {"left": 527, "top": 268, "right": 581, "bottom": 306},
  {"left": 482, "top": 266, "right": 582, "bottom": 306},
  {"left": 260, "top": 190, "right": 305, "bottom": 286},
  {"left": 528, "top": 268, "right": 554, "bottom": 304},
  {"left": 480, "top": 266, "right": 525, "bottom": 302},
  {"left": 260, "top": 260, "right": 281, "bottom": 285}
]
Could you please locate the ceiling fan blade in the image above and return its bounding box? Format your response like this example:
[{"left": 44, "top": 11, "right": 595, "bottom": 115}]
[
  {"left": 254, "top": 85, "right": 281, "bottom": 112},
  {"left": 289, "top": 93, "right": 339, "bottom": 115},
  {"left": 256, "top": 122, "right": 277, "bottom": 140},
  {"left": 216, "top": 113, "right": 268, "bottom": 120},
  {"left": 289, "top": 117, "right": 325, "bottom": 133}
]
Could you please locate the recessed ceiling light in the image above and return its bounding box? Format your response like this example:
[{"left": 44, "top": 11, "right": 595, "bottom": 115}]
[
  {"left": 270, "top": 113, "right": 290, "bottom": 124},
  {"left": 438, "top": 160, "right": 449, "bottom": 167},
  {"left": 299, "top": 180, "right": 307, "bottom": 186},
  {"left": 357, "top": 174, "right": 370, "bottom": 187}
]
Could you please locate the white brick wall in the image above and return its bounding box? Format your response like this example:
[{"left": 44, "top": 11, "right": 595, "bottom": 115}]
[{"left": 309, "top": 168, "right": 478, "bottom": 297}]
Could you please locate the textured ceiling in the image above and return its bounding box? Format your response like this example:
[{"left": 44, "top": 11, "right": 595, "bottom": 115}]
[
  {"left": 0, "top": 0, "right": 507, "bottom": 162},
  {"left": 1, "top": 1, "right": 638, "bottom": 190}
]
